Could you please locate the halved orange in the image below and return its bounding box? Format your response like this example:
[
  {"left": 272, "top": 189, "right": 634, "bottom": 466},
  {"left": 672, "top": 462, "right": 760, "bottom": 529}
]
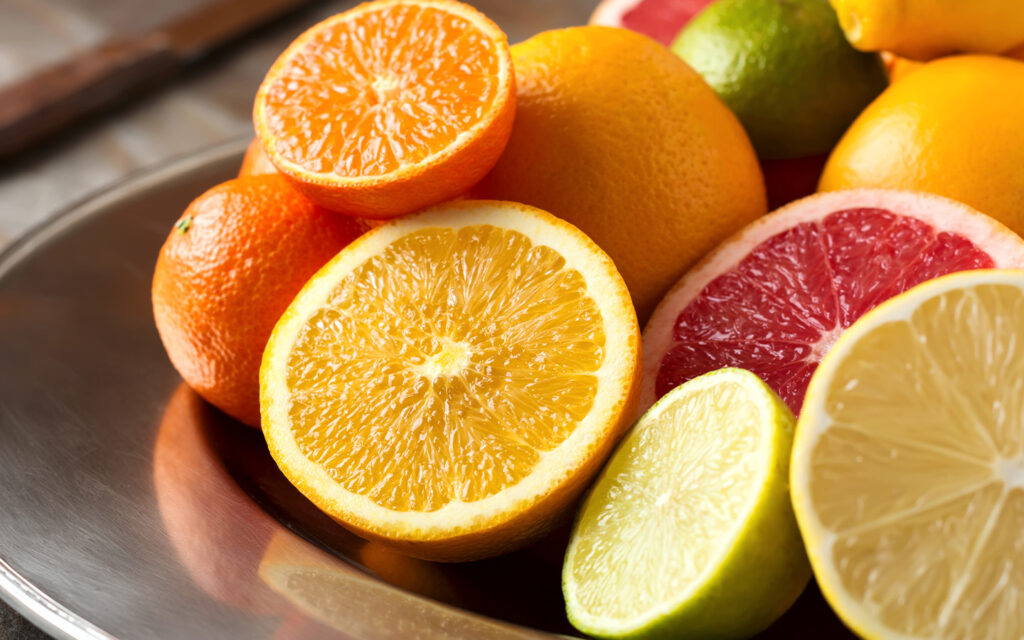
[
  {"left": 253, "top": 0, "right": 515, "bottom": 219},
  {"left": 260, "top": 200, "right": 640, "bottom": 561}
]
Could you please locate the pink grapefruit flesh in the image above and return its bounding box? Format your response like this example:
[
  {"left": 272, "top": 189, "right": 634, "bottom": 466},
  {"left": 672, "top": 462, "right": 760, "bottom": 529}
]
[
  {"left": 642, "top": 189, "right": 1024, "bottom": 414},
  {"left": 590, "top": 0, "right": 714, "bottom": 46}
]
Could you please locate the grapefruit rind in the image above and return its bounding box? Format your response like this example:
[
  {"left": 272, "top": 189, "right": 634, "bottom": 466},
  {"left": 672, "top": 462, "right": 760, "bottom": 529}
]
[
  {"left": 791, "top": 269, "right": 1024, "bottom": 640},
  {"left": 641, "top": 189, "right": 1024, "bottom": 412},
  {"left": 260, "top": 200, "right": 640, "bottom": 560}
]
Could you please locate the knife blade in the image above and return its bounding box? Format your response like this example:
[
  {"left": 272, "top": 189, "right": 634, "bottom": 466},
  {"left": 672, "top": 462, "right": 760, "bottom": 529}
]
[{"left": 0, "top": 0, "right": 315, "bottom": 161}]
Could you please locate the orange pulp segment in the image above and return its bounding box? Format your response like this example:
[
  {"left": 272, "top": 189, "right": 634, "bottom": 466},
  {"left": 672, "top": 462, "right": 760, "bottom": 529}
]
[
  {"left": 254, "top": 0, "right": 515, "bottom": 218},
  {"left": 260, "top": 201, "right": 640, "bottom": 560}
]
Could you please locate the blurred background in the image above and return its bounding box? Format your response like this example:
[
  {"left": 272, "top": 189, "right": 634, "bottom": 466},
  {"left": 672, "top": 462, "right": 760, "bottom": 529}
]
[{"left": 0, "top": 0, "right": 593, "bottom": 254}]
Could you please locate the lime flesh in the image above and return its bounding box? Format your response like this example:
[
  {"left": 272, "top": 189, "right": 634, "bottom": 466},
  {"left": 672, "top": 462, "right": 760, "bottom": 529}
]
[{"left": 563, "top": 368, "right": 810, "bottom": 639}]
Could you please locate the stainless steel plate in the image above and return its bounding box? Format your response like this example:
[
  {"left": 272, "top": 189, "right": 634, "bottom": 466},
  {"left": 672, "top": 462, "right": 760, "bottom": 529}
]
[{"left": 0, "top": 139, "right": 854, "bottom": 639}]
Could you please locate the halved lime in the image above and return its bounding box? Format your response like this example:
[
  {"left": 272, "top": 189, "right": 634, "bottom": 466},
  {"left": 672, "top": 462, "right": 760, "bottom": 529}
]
[{"left": 563, "top": 368, "right": 810, "bottom": 639}]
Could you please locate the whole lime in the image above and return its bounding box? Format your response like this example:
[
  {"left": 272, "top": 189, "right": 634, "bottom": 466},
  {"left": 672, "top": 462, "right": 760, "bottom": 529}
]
[{"left": 672, "top": 0, "right": 888, "bottom": 159}]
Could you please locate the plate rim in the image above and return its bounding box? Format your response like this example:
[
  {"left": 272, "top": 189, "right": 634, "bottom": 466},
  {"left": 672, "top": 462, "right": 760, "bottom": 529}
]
[{"left": 0, "top": 136, "right": 249, "bottom": 640}]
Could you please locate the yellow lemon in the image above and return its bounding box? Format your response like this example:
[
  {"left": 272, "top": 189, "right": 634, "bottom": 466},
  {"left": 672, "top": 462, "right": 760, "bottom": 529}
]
[
  {"left": 831, "top": 0, "right": 1024, "bottom": 60},
  {"left": 793, "top": 269, "right": 1024, "bottom": 639}
]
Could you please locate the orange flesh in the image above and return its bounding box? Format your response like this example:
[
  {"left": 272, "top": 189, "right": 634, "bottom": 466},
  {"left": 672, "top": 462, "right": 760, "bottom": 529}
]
[
  {"left": 261, "top": 4, "right": 505, "bottom": 177},
  {"left": 285, "top": 225, "right": 605, "bottom": 512}
]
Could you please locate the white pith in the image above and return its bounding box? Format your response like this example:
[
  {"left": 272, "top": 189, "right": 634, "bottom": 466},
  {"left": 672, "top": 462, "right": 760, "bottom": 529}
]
[{"left": 589, "top": 0, "right": 643, "bottom": 25}]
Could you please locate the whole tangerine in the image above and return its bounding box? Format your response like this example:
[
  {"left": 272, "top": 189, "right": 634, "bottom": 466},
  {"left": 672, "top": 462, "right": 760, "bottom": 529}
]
[{"left": 152, "top": 175, "right": 364, "bottom": 426}]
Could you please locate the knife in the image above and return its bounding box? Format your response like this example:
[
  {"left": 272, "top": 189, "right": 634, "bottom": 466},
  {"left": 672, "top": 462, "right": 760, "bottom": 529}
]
[{"left": 0, "top": 0, "right": 314, "bottom": 161}]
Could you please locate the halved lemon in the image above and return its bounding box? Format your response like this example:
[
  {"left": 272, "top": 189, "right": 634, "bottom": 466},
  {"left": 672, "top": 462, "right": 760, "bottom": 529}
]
[
  {"left": 260, "top": 200, "right": 640, "bottom": 561},
  {"left": 792, "top": 269, "right": 1024, "bottom": 639}
]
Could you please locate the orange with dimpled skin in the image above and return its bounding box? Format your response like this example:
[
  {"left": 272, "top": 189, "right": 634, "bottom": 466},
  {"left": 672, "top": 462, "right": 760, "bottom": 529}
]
[
  {"left": 473, "top": 26, "right": 766, "bottom": 322},
  {"left": 152, "top": 175, "right": 366, "bottom": 427}
]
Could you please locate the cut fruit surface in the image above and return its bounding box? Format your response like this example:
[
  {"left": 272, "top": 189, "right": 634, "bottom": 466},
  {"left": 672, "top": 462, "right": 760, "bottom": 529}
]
[
  {"left": 254, "top": 0, "right": 515, "bottom": 218},
  {"left": 642, "top": 189, "right": 1024, "bottom": 415},
  {"left": 792, "top": 269, "right": 1024, "bottom": 640},
  {"left": 563, "top": 368, "right": 809, "bottom": 639},
  {"left": 589, "top": 0, "right": 714, "bottom": 45},
  {"left": 260, "top": 200, "right": 640, "bottom": 561}
]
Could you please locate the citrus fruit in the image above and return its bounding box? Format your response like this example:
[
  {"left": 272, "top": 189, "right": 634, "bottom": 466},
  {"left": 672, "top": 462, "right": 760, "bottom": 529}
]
[
  {"left": 671, "top": 0, "right": 888, "bottom": 160},
  {"left": 153, "top": 384, "right": 282, "bottom": 614},
  {"left": 589, "top": 0, "right": 714, "bottom": 45},
  {"left": 152, "top": 175, "right": 365, "bottom": 427},
  {"left": 820, "top": 55, "right": 1024, "bottom": 236},
  {"left": 881, "top": 51, "right": 924, "bottom": 82},
  {"left": 792, "top": 269, "right": 1024, "bottom": 640},
  {"left": 260, "top": 200, "right": 641, "bottom": 561},
  {"left": 885, "top": 43, "right": 1024, "bottom": 83},
  {"left": 253, "top": 0, "right": 515, "bottom": 219},
  {"left": 563, "top": 368, "right": 810, "bottom": 639},
  {"left": 642, "top": 189, "right": 1024, "bottom": 416},
  {"left": 830, "top": 0, "right": 1024, "bottom": 61},
  {"left": 473, "top": 26, "right": 766, "bottom": 322},
  {"left": 588, "top": 1, "right": 839, "bottom": 210},
  {"left": 239, "top": 138, "right": 277, "bottom": 177}
]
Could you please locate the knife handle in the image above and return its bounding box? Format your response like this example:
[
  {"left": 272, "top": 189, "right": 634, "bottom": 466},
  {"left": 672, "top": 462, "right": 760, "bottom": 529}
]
[{"left": 0, "top": 33, "right": 180, "bottom": 161}]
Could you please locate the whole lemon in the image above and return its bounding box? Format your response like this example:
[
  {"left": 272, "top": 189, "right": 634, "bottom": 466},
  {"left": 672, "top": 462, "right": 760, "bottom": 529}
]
[
  {"left": 474, "top": 26, "right": 766, "bottom": 321},
  {"left": 820, "top": 55, "right": 1024, "bottom": 235},
  {"left": 831, "top": 0, "right": 1024, "bottom": 61}
]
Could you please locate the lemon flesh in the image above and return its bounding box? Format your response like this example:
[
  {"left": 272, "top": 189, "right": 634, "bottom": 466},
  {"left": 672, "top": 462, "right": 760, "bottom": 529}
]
[
  {"left": 564, "top": 368, "right": 809, "bottom": 639},
  {"left": 793, "top": 270, "right": 1024, "bottom": 640}
]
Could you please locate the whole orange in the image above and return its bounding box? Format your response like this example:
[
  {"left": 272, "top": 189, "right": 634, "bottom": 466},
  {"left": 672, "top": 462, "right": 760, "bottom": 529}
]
[
  {"left": 152, "top": 175, "right": 364, "bottom": 426},
  {"left": 473, "top": 26, "right": 766, "bottom": 321},
  {"left": 820, "top": 55, "right": 1024, "bottom": 234},
  {"left": 238, "top": 138, "right": 277, "bottom": 177},
  {"left": 885, "top": 43, "right": 1024, "bottom": 83}
]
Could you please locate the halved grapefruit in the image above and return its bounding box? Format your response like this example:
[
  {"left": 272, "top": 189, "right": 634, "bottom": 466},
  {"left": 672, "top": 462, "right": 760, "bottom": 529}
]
[
  {"left": 589, "top": 0, "right": 713, "bottom": 46},
  {"left": 642, "top": 189, "right": 1024, "bottom": 415}
]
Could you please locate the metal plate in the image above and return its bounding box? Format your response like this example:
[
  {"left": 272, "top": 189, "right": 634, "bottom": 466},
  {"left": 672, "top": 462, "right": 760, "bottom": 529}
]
[{"left": 0, "top": 139, "right": 854, "bottom": 639}]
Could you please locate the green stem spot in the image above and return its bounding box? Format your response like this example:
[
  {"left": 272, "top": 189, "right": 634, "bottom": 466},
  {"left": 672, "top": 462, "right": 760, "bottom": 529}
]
[{"left": 174, "top": 214, "right": 193, "bottom": 235}]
